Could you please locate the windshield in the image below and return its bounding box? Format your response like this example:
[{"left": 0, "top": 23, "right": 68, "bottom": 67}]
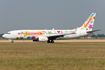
[{"left": 6, "top": 32, "right": 11, "bottom": 34}]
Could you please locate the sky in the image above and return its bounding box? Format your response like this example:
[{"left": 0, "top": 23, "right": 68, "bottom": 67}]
[{"left": 0, "top": 0, "right": 105, "bottom": 34}]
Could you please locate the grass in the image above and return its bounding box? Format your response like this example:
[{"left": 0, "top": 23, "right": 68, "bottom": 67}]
[
  {"left": 0, "top": 39, "right": 8, "bottom": 40},
  {"left": 0, "top": 42, "right": 105, "bottom": 70}
]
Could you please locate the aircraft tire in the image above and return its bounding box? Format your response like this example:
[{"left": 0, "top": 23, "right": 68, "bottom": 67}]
[
  {"left": 47, "top": 40, "right": 50, "bottom": 43},
  {"left": 51, "top": 40, "right": 54, "bottom": 43}
]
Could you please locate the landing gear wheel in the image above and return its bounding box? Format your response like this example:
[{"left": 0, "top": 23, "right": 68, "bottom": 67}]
[
  {"left": 47, "top": 40, "right": 50, "bottom": 43},
  {"left": 11, "top": 40, "right": 14, "bottom": 43},
  {"left": 51, "top": 40, "right": 54, "bottom": 43}
]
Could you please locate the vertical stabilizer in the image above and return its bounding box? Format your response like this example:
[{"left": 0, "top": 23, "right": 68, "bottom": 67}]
[{"left": 80, "top": 13, "right": 96, "bottom": 31}]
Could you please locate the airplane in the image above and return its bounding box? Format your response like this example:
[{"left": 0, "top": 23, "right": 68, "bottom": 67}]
[{"left": 2, "top": 13, "right": 100, "bottom": 43}]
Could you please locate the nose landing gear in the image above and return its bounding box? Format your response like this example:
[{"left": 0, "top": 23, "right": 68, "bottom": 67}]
[
  {"left": 11, "top": 40, "right": 14, "bottom": 43},
  {"left": 9, "top": 39, "right": 14, "bottom": 43}
]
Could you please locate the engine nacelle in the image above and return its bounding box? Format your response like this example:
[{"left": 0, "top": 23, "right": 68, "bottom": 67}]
[
  {"left": 33, "top": 36, "right": 48, "bottom": 41},
  {"left": 39, "top": 36, "right": 48, "bottom": 41}
]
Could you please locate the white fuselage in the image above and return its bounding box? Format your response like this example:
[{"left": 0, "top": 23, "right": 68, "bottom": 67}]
[{"left": 2, "top": 29, "right": 89, "bottom": 40}]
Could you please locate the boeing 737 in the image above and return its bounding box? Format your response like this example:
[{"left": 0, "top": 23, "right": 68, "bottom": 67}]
[{"left": 2, "top": 13, "right": 100, "bottom": 43}]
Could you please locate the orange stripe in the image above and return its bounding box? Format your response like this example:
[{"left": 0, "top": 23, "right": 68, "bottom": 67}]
[{"left": 84, "top": 17, "right": 92, "bottom": 28}]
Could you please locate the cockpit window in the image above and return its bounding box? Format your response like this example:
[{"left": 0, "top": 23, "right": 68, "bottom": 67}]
[{"left": 6, "top": 33, "right": 11, "bottom": 34}]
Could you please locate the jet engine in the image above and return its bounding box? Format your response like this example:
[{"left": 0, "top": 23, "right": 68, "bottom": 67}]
[{"left": 33, "top": 36, "right": 48, "bottom": 41}]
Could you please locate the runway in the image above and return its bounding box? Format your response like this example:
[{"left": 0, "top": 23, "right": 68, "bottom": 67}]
[{"left": 0, "top": 39, "right": 105, "bottom": 43}]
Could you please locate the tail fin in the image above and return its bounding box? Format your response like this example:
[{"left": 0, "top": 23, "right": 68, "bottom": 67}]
[{"left": 80, "top": 13, "right": 96, "bottom": 31}]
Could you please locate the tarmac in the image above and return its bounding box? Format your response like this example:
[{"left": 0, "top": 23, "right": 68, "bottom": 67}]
[{"left": 0, "top": 39, "right": 105, "bottom": 43}]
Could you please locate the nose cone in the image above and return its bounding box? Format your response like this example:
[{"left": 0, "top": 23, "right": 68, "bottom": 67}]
[{"left": 2, "top": 34, "right": 6, "bottom": 38}]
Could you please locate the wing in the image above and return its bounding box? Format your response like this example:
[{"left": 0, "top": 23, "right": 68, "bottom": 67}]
[{"left": 46, "top": 33, "right": 75, "bottom": 40}]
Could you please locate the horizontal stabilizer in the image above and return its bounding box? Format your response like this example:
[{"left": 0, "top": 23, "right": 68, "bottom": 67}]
[{"left": 87, "top": 29, "right": 101, "bottom": 33}]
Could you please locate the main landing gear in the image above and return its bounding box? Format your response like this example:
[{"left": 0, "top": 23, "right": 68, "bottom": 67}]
[
  {"left": 51, "top": 40, "right": 54, "bottom": 43},
  {"left": 47, "top": 40, "right": 54, "bottom": 43}
]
